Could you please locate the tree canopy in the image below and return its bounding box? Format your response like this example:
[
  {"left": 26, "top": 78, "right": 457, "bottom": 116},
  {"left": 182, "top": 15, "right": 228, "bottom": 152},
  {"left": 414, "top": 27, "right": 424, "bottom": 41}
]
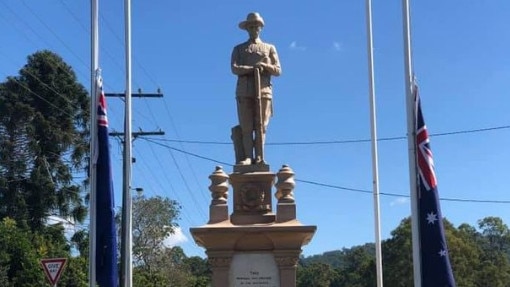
[
  {"left": 299, "top": 216, "right": 510, "bottom": 287},
  {"left": 0, "top": 50, "right": 89, "bottom": 231}
]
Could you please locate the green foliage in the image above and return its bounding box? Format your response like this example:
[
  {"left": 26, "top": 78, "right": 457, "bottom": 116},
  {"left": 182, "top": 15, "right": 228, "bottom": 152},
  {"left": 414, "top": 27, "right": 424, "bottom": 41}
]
[
  {"left": 119, "top": 195, "right": 212, "bottom": 285},
  {"left": 381, "top": 217, "right": 414, "bottom": 287},
  {"left": 0, "top": 50, "right": 89, "bottom": 231},
  {"left": 297, "top": 262, "right": 338, "bottom": 287},
  {"left": 71, "top": 229, "right": 89, "bottom": 258},
  {"left": 303, "top": 243, "right": 375, "bottom": 270},
  {"left": 0, "top": 218, "right": 46, "bottom": 286},
  {"left": 0, "top": 50, "right": 91, "bottom": 287},
  {"left": 336, "top": 245, "right": 376, "bottom": 287},
  {"left": 183, "top": 256, "right": 211, "bottom": 286},
  {"left": 0, "top": 265, "right": 9, "bottom": 287},
  {"left": 59, "top": 257, "right": 88, "bottom": 287},
  {"left": 299, "top": 216, "right": 510, "bottom": 286},
  {"left": 131, "top": 247, "right": 203, "bottom": 287},
  {"left": 130, "top": 195, "right": 181, "bottom": 269}
]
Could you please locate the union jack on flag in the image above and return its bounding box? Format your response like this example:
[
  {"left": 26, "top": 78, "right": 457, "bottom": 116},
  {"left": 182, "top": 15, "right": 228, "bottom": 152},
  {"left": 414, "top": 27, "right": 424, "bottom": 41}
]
[
  {"left": 414, "top": 82, "right": 456, "bottom": 287},
  {"left": 416, "top": 106, "right": 437, "bottom": 192},
  {"left": 97, "top": 77, "right": 108, "bottom": 128}
]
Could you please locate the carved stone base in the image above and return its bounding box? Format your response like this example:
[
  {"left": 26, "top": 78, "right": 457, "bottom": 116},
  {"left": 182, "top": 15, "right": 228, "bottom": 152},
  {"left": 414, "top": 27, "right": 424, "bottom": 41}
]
[
  {"left": 229, "top": 171, "right": 275, "bottom": 225},
  {"left": 190, "top": 222, "right": 316, "bottom": 287}
]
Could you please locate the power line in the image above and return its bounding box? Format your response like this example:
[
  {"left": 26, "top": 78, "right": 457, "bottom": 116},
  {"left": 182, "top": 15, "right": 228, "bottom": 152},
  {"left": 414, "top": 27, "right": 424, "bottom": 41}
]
[
  {"left": 146, "top": 124, "right": 510, "bottom": 146},
  {"left": 141, "top": 138, "right": 231, "bottom": 166},
  {"left": 0, "top": 1, "right": 91, "bottom": 81},
  {"left": 133, "top": 148, "right": 199, "bottom": 226},
  {"left": 160, "top": 98, "right": 210, "bottom": 203},
  {"left": 298, "top": 179, "right": 510, "bottom": 204},
  {"left": 140, "top": 138, "right": 510, "bottom": 205},
  {"left": 9, "top": 78, "right": 76, "bottom": 118},
  {"left": 19, "top": 0, "right": 89, "bottom": 69}
]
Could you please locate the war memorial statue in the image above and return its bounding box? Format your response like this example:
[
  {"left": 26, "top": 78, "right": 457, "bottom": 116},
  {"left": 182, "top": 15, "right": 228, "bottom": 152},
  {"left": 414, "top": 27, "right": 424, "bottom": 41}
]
[
  {"left": 231, "top": 12, "right": 281, "bottom": 165},
  {"left": 190, "top": 13, "right": 316, "bottom": 287}
]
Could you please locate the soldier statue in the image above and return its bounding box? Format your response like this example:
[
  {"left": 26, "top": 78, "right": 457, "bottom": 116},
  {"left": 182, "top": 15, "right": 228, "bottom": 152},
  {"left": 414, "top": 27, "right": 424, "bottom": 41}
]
[{"left": 231, "top": 12, "right": 281, "bottom": 165}]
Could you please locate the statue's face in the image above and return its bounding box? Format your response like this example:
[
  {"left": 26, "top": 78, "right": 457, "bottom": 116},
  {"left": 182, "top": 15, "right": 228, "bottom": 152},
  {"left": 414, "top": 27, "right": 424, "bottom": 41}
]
[{"left": 246, "top": 24, "right": 262, "bottom": 40}]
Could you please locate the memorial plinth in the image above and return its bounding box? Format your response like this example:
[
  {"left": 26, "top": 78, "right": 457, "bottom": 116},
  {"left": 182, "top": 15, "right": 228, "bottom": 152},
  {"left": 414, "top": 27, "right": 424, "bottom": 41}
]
[{"left": 190, "top": 165, "right": 316, "bottom": 287}]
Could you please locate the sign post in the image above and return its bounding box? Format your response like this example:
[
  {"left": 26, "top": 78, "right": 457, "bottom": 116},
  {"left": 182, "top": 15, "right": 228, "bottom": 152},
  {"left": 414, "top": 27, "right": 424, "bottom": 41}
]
[{"left": 41, "top": 258, "right": 67, "bottom": 287}]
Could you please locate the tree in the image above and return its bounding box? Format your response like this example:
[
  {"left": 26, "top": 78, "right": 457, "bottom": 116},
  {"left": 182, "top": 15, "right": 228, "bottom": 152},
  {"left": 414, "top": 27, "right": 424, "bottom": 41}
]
[
  {"left": 183, "top": 256, "right": 211, "bottom": 287},
  {"left": 0, "top": 50, "right": 89, "bottom": 231},
  {"left": 336, "top": 245, "right": 376, "bottom": 287},
  {"left": 59, "top": 257, "right": 88, "bottom": 287},
  {"left": 70, "top": 229, "right": 89, "bottom": 258},
  {"left": 123, "top": 196, "right": 212, "bottom": 285},
  {"left": 297, "top": 216, "right": 510, "bottom": 286},
  {"left": 297, "top": 262, "right": 338, "bottom": 287},
  {"left": 130, "top": 195, "right": 181, "bottom": 270},
  {"left": 478, "top": 217, "right": 510, "bottom": 257},
  {"left": 132, "top": 247, "right": 197, "bottom": 287},
  {"left": 382, "top": 218, "right": 414, "bottom": 287},
  {"left": 0, "top": 218, "right": 46, "bottom": 286},
  {"left": 475, "top": 217, "right": 510, "bottom": 286}
]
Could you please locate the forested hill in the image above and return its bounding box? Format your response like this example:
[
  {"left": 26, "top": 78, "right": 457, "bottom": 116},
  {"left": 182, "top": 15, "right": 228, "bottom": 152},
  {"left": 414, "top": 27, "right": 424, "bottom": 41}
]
[
  {"left": 296, "top": 216, "right": 510, "bottom": 287},
  {"left": 301, "top": 243, "right": 375, "bottom": 268}
]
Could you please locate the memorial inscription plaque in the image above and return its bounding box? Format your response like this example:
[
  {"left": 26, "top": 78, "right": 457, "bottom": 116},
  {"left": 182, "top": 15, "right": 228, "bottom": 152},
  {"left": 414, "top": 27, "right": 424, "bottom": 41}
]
[{"left": 229, "top": 253, "right": 279, "bottom": 287}]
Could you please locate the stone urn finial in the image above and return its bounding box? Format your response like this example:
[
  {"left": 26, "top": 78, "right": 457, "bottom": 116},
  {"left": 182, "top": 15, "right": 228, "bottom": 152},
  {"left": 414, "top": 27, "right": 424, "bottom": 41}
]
[
  {"left": 209, "top": 166, "right": 229, "bottom": 205},
  {"left": 275, "top": 164, "right": 295, "bottom": 203}
]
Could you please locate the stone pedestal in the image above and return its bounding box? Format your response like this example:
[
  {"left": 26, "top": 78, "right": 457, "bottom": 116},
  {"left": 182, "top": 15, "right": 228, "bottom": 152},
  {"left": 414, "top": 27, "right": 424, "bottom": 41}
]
[
  {"left": 190, "top": 165, "right": 316, "bottom": 287},
  {"left": 230, "top": 169, "right": 276, "bottom": 225}
]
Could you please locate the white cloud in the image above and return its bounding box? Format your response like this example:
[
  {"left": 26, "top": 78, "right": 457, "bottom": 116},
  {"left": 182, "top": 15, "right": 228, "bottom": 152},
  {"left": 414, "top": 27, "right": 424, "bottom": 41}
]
[
  {"left": 390, "top": 197, "right": 409, "bottom": 207},
  {"left": 332, "top": 41, "right": 343, "bottom": 51},
  {"left": 289, "top": 41, "right": 306, "bottom": 51},
  {"left": 47, "top": 215, "right": 77, "bottom": 237},
  {"left": 163, "top": 227, "right": 188, "bottom": 248}
]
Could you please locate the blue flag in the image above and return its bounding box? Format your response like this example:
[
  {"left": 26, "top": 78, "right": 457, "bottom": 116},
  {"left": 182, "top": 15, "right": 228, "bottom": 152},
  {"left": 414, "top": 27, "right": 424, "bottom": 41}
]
[
  {"left": 414, "top": 84, "right": 456, "bottom": 287},
  {"left": 95, "top": 76, "right": 119, "bottom": 287}
]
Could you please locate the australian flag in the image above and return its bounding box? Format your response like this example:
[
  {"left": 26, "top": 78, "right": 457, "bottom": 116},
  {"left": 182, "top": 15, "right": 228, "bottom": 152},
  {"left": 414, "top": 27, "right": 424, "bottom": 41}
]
[
  {"left": 95, "top": 76, "right": 119, "bottom": 287},
  {"left": 414, "top": 83, "right": 456, "bottom": 287}
]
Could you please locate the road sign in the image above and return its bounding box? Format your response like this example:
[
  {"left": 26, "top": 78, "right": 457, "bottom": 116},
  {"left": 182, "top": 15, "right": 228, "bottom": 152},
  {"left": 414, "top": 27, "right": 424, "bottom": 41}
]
[{"left": 41, "top": 258, "right": 67, "bottom": 286}]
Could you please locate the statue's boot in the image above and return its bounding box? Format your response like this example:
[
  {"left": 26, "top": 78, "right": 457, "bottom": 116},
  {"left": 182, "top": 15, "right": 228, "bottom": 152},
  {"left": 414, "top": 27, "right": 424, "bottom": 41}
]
[
  {"left": 238, "top": 134, "right": 254, "bottom": 165},
  {"left": 254, "top": 133, "right": 265, "bottom": 164}
]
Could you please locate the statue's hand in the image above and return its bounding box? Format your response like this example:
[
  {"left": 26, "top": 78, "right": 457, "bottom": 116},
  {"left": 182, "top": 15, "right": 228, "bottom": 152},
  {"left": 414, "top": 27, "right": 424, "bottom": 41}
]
[
  {"left": 256, "top": 62, "right": 269, "bottom": 68},
  {"left": 255, "top": 62, "right": 269, "bottom": 74}
]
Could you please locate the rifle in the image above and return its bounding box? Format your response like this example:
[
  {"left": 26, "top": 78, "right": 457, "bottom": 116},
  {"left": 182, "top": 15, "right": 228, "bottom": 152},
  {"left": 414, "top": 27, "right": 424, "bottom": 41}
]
[{"left": 254, "top": 67, "right": 264, "bottom": 163}]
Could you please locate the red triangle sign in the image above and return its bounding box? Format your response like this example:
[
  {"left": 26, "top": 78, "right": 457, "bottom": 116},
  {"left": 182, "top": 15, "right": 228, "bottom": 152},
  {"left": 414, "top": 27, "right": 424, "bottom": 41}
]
[{"left": 41, "top": 258, "right": 67, "bottom": 285}]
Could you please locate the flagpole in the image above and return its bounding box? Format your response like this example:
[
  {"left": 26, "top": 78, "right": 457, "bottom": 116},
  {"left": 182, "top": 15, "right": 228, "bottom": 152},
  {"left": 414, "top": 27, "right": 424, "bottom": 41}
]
[
  {"left": 120, "top": 0, "right": 133, "bottom": 285},
  {"left": 365, "top": 0, "right": 383, "bottom": 286},
  {"left": 402, "top": 0, "right": 421, "bottom": 286},
  {"left": 88, "top": 0, "right": 99, "bottom": 286}
]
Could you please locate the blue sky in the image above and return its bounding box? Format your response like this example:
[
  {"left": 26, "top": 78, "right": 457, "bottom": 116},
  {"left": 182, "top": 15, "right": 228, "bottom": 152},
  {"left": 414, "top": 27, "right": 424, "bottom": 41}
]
[{"left": 1, "top": 1, "right": 509, "bottom": 258}]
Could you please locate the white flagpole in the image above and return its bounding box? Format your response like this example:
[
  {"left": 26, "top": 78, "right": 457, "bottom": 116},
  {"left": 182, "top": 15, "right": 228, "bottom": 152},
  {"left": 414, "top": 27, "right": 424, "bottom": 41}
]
[
  {"left": 120, "top": 0, "right": 133, "bottom": 285},
  {"left": 365, "top": 0, "right": 383, "bottom": 286},
  {"left": 402, "top": 0, "right": 421, "bottom": 286},
  {"left": 88, "top": 0, "right": 99, "bottom": 286}
]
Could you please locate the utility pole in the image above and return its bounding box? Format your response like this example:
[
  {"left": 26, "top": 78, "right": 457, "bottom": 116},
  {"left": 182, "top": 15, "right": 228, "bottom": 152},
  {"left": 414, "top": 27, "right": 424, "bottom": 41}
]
[
  {"left": 105, "top": 90, "right": 164, "bottom": 287},
  {"left": 109, "top": 130, "right": 165, "bottom": 140},
  {"left": 105, "top": 91, "right": 163, "bottom": 98},
  {"left": 106, "top": 91, "right": 165, "bottom": 152},
  {"left": 106, "top": 91, "right": 165, "bottom": 143}
]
